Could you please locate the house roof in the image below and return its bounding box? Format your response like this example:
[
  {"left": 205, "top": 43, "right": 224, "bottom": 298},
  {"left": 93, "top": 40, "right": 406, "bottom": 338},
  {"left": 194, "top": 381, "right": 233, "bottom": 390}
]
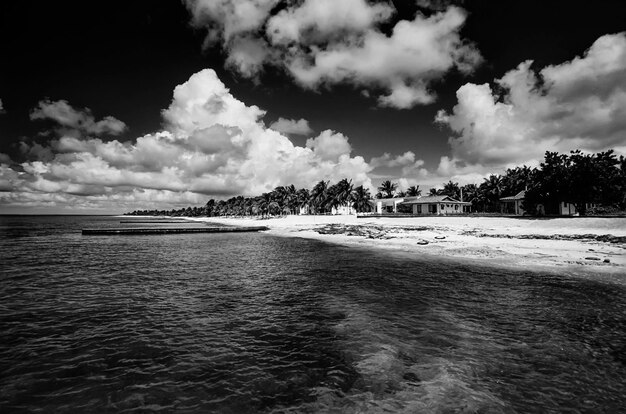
[
  {"left": 373, "top": 196, "right": 421, "bottom": 205},
  {"left": 400, "top": 195, "right": 471, "bottom": 205},
  {"left": 500, "top": 190, "right": 525, "bottom": 201}
]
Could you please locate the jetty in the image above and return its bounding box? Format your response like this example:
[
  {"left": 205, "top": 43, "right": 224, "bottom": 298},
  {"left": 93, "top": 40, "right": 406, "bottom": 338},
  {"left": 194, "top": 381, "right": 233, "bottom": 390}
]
[
  {"left": 119, "top": 220, "right": 189, "bottom": 223},
  {"left": 82, "top": 226, "right": 269, "bottom": 235}
]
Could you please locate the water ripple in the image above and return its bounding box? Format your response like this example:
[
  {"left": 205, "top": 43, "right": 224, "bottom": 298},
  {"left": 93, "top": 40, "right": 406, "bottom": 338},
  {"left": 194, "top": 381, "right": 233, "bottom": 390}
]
[{"left": 1, "top": 216, "right": 625, "bottom": 413}]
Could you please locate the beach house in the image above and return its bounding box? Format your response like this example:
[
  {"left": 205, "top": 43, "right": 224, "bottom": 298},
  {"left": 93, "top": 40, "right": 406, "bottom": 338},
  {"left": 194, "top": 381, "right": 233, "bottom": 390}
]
[
  {"left": 527, "top": 199, "right": 599, "bottom": 216},
  {"left": 399, "top": 195, "right": 471, "bottom": 215},
  {"left": 331, "top": 204, "right": 356, "bottom": 215},
  {"left": 555, "top": 202, "right": 599, "bottom": 216},
  {"left": 500, "top": 190, "right": 526, "bottom": 215},
  {"left": 374, "top": 196, "right": 421, "bottom": 214}
]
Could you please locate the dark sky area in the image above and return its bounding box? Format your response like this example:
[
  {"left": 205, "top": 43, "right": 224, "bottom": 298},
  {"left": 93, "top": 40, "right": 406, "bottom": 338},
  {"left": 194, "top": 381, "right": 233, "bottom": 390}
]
[{"left": 1, "top": 0, "right": 624, "bottom": 168}]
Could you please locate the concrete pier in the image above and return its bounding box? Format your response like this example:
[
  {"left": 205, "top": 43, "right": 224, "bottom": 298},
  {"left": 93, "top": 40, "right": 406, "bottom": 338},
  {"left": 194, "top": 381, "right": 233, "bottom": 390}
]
[
  {"left": 82, "top": 226, "right": 269, "bottom": 235},
  {"left": 119, "top": 220, "right": 189, "bottom": 223}
]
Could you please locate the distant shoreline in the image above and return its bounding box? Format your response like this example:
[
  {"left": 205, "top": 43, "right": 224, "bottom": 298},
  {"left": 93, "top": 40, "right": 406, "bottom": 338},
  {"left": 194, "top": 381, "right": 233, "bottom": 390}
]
[{"left": 184, "top": 215, "right": 626, "bottom": 281}]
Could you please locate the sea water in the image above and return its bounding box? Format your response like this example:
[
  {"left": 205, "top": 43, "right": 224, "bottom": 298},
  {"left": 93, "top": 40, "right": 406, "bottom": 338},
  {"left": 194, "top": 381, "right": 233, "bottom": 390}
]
[{"left": 1, "top": 216, "right": 625, "bottom": 413}]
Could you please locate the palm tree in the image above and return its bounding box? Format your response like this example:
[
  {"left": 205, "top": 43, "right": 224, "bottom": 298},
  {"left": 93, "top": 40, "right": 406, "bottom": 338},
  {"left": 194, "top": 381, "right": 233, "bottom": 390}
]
[
  {"left": 377, "top": 180, "right": 397, "bottom": 198},
  {"left": 461, "top": 183, "right": 478, "bottom": 211},
  {"left": 351, "top": 185, "right": 372, "bottom": 212},
  {"left": 396, "top": 190, "right": 406, "bottom": 197},
  {"left": 273, "top": 186, "right": 287, "bottom": 211},
  {"left": 285, "top": 184, "right": 298, "bottom": 214},
  {"left": 296, "top": 188, "right": 310, "bottom": 214},
  {"left": 429, "top": 188, "right": 439, "bottom": 196},
  {"left": 442, "top": 181, "right": 461, "bottom": 200},
  {"left": 479, "top": 174, "right": 503, "bottom": 212},
  {"left": 406, "top": 185, "right": 421, "bottom": 197},
  {"left": 310, "top": 180, "right": 329, "bottom": 214},
  {"left": 329, "top": 178, "right": 353, "bottom": 212},
  {"left": 254, "top": 193, "right": 273, "bottom": 216}
]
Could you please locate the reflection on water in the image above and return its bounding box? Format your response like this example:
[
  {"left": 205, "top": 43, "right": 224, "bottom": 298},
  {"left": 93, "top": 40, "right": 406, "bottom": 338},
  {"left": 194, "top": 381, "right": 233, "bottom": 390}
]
[{"left": 1, "top": 216, "right": 625, "bottom": 413}]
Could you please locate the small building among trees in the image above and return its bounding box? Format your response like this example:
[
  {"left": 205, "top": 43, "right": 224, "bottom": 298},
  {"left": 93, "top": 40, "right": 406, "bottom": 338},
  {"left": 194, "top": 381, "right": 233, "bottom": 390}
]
[
  {"left": 499, "top": 190, "right": 526, "bottom": 215},
  {"left": 374, "top": 196, "right": 420, "bottom": 214},
  {"left": 400, "top": 195, "right": 471, "bottom": 215}
]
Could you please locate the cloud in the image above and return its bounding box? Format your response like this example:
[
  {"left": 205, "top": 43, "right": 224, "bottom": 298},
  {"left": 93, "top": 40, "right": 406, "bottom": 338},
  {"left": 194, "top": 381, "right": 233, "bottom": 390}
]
[
  {"left": 305, "top": 129, "right": 352, "bottom": 162},
  {"left": 0, "top": 98, "right": 5, "bottom": 114},
  {"left": 435, "top": 32, "right": 626, "bottom": 178},
  {"left": 269, "top": 117, "right": 313, "bottom": 136},
  {"left": 370, "top": 151, "right": 417, "bottom": 168},
  {"left": 1, "top": 69, "right": 373, "bottom": 212},
  {"left": 30, "top": 99, "right": 127, "bottom": 136},
  {"left": 266, "top": 0, "right": 393, "bottom": 44},
  {"left": 185, "top": 0, "right": 279, "bottom": 44},
  {"left": 184, "top": 0, "right": 481, "bottom": 108},
  {"left": 369, "top": 151, "right": 427, "bottom": 176}
]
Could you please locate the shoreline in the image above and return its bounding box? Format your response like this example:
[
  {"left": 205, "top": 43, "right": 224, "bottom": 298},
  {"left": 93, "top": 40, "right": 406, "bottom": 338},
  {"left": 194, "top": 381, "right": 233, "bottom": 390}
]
[{"left": 185, "top": 215, "right": 626, "bottom": 282}]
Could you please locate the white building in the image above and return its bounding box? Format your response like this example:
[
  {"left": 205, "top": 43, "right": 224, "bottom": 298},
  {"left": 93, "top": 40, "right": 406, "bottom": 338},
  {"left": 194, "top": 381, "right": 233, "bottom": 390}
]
[
  {"left": 374, "top": 197, "right": 421, "bottom": 214},
  {"left": 331, "top": 204, "right": 356, "bottom": 215},
  {"left": 399, "top": 195, "right": 471, "bottom": 215},
  {"left": 557, "top": 202, "right": 598, "bottom": 216},
  {"left": 500, "top": 190, "right": 526, "bottom": 215}
]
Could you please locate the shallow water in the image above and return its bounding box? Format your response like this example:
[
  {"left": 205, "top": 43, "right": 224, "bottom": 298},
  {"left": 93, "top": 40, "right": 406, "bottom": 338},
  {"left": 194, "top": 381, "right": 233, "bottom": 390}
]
[{"left": 1, "top": 216, "right": 625, "bottom": 413}]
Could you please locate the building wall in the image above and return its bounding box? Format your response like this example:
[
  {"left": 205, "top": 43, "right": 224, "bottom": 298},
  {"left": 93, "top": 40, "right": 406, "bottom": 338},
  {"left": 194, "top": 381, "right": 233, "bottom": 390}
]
[
  {"left": 501, "top": 200, "right": 525, "bottom": 215},
  {"left": 560, "top": 202, "right": 576, "bottom": 215},
  {"left": 559, "top": 202, "right": 597, "bottom": 215},
  {"left": 376, "top": 200, "right": 403, "bottom": 214},
  {"left": 331, "top": 204, "right": 355, "bottom": 215},
  {"left": 412, "top": 203, "right": 465, "bottom": 215},
  {"left": 439, "top": 203, "right": 464, "bottom": 214}
]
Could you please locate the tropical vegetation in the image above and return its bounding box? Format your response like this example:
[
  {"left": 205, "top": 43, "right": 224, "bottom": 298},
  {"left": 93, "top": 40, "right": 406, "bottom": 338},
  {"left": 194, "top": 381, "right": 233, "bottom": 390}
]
[
  {"left": 127, "top": 179, "right": 373, "bottom": 217},
  {"left": 127, "top": 149, "right": 626, "bottom": 217}
]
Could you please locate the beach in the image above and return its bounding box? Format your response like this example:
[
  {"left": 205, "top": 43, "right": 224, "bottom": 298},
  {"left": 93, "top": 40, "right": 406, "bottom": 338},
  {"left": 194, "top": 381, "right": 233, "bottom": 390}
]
[{"left": 187, "top": 215, "right": 626, "bottom": 278}]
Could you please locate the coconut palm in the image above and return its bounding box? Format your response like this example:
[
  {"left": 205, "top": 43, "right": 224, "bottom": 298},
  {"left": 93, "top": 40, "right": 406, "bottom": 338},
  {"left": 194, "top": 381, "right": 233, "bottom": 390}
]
[
  {"left": 296, "top": 188, "right": 310, "bottom": 214},
  {"left": 406, "top": 185, "right": 421, "bottom": 197},
  {"left": 285, "top": 184, "right": 298, "bottom": 214},
  {"left": 479, "top": 174, "right": 503, "bottom": 212},
  {"left": 351, "top": 185, "right": 372, "bottom": 212},
  {"left": 461, "top": 183, "right": 478, "bottom": 211},
  {"left": 328, "top": 178, "right": 353, "bottom": 212},
  {"left": 310, "top": 180, "right": 329, "bottom": 213},
  {"left": 377, "top": 180, "right": 397, "bottom": 198},
  {"left": 442, "top": 181, "right": 461, "bottom": 200}
]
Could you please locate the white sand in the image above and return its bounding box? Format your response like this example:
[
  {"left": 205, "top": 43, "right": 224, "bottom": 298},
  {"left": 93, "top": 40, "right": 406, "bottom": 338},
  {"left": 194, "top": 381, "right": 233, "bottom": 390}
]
[{"left": 186, "top": 215, "right": 626, "bottom": 279}]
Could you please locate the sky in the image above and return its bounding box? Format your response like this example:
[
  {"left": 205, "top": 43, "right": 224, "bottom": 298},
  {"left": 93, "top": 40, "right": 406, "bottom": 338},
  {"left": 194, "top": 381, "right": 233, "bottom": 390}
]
[{"left": 0, "top": 0, "right": 625, "bottom": 214}]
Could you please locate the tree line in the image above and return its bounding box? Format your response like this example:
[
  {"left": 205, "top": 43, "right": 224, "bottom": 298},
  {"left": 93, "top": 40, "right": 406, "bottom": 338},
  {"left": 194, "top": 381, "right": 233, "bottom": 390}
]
[
  {"left": 126, "top": 179, "right": 374, "bottom": 217},
  {"left": 126, "top": 150, "right": 626, "bottom": 217},
  {"left": 375, "top": 150, "right": 625, "bottom": 215}
]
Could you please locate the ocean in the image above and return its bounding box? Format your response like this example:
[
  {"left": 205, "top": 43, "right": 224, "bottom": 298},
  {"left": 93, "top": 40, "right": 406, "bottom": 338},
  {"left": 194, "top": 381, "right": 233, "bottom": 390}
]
[{"left": 1, "top": 215, "right": 625, "bottom": 413}]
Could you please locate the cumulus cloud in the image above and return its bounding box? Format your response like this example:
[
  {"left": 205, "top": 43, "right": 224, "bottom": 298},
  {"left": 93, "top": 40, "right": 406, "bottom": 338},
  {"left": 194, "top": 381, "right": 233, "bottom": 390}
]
[
  {"left": 305, "top": 130, "right": 352, "bottom": 162},
  {"left": 184, "top": 0, "right": 481, "bottom": 108},
  {"left": 269, "top": 117, "right": 313, "bottom": 136},
  {"left": 185, "top": 0, "right": 278, "bottom": 44},
  {"left": 369, "top": 151, "right": 427, "bottom": 176},
  {"left": 1, "top": 69, "right": 373, "bottom": 212},
  {"left": 435, "top": 32, "right": 626, "bottom": 178},
  {"left": 30, "top": 99, "right": 127, "bottom": 136}
]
